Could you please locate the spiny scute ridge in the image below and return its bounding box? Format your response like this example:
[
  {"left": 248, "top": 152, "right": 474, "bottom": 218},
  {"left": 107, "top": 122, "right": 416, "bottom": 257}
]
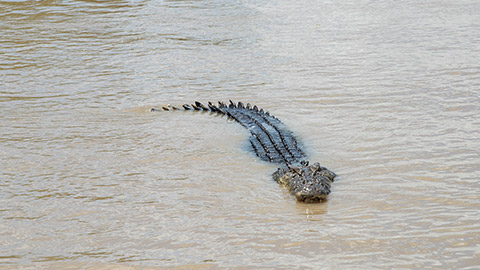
[
  {"left": 195, "top": 101, "right": 208, "bottom": 110},
  {"left": 155, "top": 101, "right": 280, "bottom": 120}
]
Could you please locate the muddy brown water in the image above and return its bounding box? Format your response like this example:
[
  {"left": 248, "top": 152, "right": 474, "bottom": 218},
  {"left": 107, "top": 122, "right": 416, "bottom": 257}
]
[{"left": 1, "top": 0, "right": 479, "bottom": 269}]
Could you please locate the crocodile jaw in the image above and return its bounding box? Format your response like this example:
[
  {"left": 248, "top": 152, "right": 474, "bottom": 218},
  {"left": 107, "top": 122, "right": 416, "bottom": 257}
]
[{"left": 294, "top": 192, "right": 328, "bottom": 203}]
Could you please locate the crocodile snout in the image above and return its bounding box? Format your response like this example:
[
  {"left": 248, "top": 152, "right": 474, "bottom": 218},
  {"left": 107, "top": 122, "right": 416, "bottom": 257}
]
[{"left": 294, "top": 192, "right": 328, "bottom": 203}]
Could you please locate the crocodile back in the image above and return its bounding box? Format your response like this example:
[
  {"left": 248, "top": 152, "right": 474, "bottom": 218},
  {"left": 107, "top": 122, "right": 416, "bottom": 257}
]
[{"left": 219, "top": 101, "right": 307, "bottom": 165}]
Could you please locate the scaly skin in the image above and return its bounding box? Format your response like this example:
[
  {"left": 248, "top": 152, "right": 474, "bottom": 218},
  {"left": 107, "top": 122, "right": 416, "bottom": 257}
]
[{"left": 152, "top": 101, "right": 336, "bottom": 203}]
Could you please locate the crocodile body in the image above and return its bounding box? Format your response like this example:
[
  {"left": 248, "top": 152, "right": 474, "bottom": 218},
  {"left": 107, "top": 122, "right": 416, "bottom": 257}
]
[{"left": 152, "top": 101, "right": 336, "bottom": 203}]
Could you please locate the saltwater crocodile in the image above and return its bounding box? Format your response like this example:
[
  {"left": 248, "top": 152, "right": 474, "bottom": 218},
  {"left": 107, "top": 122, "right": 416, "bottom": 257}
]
[{"left": 151, "top": 101, "right": 336, "bottom": 203}]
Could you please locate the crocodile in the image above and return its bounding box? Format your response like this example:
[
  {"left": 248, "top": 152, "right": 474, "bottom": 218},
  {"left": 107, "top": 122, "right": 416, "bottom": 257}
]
[{"left": 151, "top": 101, "right": 336, "bottom": 203}]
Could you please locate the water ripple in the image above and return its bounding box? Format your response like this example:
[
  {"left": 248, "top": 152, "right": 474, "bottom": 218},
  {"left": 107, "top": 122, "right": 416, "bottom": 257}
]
[{"left": 1, "top": 0, "right": 479, "bottom": 269}]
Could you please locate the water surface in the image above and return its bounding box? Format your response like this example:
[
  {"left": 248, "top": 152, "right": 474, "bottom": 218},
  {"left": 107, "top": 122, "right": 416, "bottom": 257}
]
[{"left": 1, "top": 0, "right": 479, "bottom": 269}]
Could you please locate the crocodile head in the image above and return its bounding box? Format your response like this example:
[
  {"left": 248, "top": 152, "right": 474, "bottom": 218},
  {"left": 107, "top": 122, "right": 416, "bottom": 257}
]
[{"left": 272, "top": 161, "right": 336, "bottom": 203}]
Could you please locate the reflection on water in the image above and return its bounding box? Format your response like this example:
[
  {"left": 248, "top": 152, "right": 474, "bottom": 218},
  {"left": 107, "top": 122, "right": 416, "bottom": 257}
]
[{"left": 1, "top": 0, "right": 479, "bottom": 268}]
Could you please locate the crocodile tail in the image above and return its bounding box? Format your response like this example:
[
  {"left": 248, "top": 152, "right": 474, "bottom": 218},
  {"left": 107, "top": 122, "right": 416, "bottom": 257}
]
[
  {"left": 152, "top": 101, "right": 220, "bottom": 113},
  {"left": 150, "top": 101, "right": 307, "bottom": 165}
]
